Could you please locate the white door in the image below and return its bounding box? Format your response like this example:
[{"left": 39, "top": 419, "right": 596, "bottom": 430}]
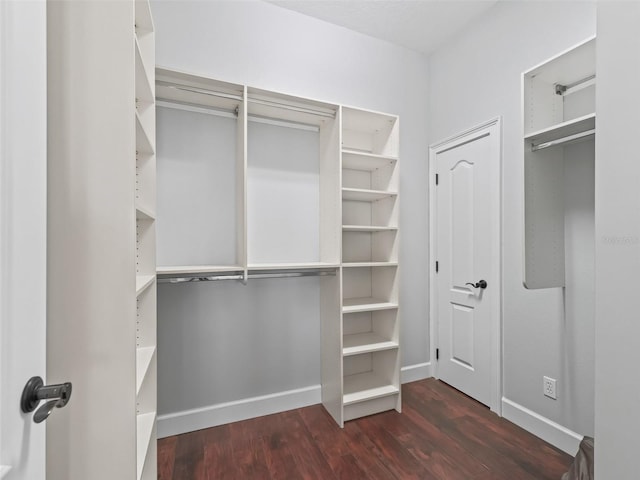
[
  {"left": 431, "top": 119, "right": 501, "bottom": 411},
  {"left": 0, "top": 1, "right": 48, "bottom": 478}
]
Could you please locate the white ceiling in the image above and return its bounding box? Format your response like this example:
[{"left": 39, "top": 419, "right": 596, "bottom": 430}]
[{"left": 266, "top": 0, "right": 499, "bottom": 55}]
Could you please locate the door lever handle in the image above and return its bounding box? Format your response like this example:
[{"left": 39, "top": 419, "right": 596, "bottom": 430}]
[
  {"left": 21, "top": 376, "right": 72, "bottom": 424},
  {"left": 465, "top": 280, "right": 488, "bottom": 289}
]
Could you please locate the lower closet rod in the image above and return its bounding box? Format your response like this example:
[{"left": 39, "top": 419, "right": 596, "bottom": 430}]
[
  {"left": 158, "top": 270, "right": 336, "bottom": 284},
  {"left": 160, "top": 274, "right": 244, "bottom": 284}
]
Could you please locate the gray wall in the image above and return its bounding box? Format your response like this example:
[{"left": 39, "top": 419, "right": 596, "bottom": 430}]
[
  {"left": 152, "top": 0, "right": 430, "bottom": 417},
  {"left": 428, "top": 1, "right": 596, "bottom": 436},
  {"left": 595, "top": 2, "right": 640, "bottom": 476}
]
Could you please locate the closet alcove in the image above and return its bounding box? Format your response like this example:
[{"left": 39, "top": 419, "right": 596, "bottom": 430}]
[{"left": 153, "top": 68, "right": 401, "bottom": 435}]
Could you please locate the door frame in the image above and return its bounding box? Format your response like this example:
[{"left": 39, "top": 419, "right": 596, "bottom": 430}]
[{"left": 428, "top": 117, "right": 503, "bottom": 415}]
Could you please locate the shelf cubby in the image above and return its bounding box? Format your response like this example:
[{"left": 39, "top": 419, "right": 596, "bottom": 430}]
[
  {"left": 342, "top": 348, "right": 400, "bottom": 421},
  {"left": 343, "top": 309, "right": 399, "bottom": 356},
  {"left": 246, "top": 89, "right": 340, "bottom": 266},
  {"left": 136, "top": 346, "right": 156, "bottom": 395},
  {"left": 342, "top": 195, "right": 397, "bottom": 229},
  {"left": 136, "top": 411, "right": 156, "bottom": 480},
  {"left": 342, "top": 228, "right": 398, "bottom": 264},
  {"left": 341, "top": 107, "right": 399, "bottom": 157},
  {"left": 524, "top": 37, "right": 595, "bottom": 136},
  {"left": 136, "top": 111, "right": 154, "bottom": 156},
  {"left": 155, "top": 71, "right": 246, "bottom": 270},
  {"left": 136, "top": 218, "right": 155, "bottom": 277}
]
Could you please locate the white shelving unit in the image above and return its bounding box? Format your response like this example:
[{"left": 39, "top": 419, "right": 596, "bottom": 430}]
[
  {"left": 154, "top": 69, "right": 341, "bottom": 279},
  {"left": 523, "top": 37, "right": 595, "bottom": 288},
  {"left": 155, "top": 69, "right": 246, "bottom": 278},
  {"left": 46, "top": 0, "right": 159, "bottom": 476},
  {"left": 135, "top": 1, "right": 157, "bottom": 478},
  {"left": 154, "top": 69, "right": 399, "bottom": 429},
  {"left": 321, "top": 106, "right": 400, "bottom": 427}
]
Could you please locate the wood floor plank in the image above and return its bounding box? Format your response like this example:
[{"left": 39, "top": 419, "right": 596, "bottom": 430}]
[
  {"left": 157, "top": 436, "right": 176, "bottom": 480},
  {"left": 172, "top": 430, "right": 205, "bottom": 480},
  {"left": 262, "top": 431, "right": 300, "bottom": 479},
  {"left": 298, "top": 405, "right": 369, "bottom": 478},
  {"left": 158, "top": 379, "right": 573, "bottom": 480}
]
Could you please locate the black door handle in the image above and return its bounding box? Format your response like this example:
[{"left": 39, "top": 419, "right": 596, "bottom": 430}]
[
  {"left": 465, "top": 280, "right": 488, "bottom": 289},
  {"left": 21, "top": 376, "right": 72, "bottom": 423}
]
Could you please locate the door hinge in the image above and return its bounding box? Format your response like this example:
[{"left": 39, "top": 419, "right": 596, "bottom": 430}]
[
  {"left": 435, "top": 173, "right": 439, "bottom": 185},
  {"left": 436, "top": 348, "right": 439, "bottom": 361},
  {"left": 435, "top": 261, "right": 439, "bottom": 273}
]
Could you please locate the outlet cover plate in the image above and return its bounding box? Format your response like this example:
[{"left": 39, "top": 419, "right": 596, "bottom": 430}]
[{"left": 543, "top": 376, "right": 557, "bottom": 399}]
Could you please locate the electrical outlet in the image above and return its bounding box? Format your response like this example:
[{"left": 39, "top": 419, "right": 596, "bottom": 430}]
[{"left": 543, "top": 376, "right": 557, "bottom": 399}]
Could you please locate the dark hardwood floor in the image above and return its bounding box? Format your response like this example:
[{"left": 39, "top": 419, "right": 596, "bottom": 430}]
[{"left": 158, "top": 379, "right": 572, "bottom": 479}]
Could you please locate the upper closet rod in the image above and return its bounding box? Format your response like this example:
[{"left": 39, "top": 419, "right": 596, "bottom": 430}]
[
  {"left": 532, "top": 128, "right": 595, "bottom": 152},
  {"left": 160, "top": 83, "right": 243, "bottom": 101},
  {"left": 555, "top": 74, "right": 596, "bottom": 96}
]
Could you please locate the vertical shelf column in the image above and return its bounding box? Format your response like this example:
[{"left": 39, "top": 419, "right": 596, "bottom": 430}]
[
  {"left": 338, "top": 107, "right": 400, "bottom": 424},
  {"left": 134, "top": 1, "right": 157, "bottom": 479}
]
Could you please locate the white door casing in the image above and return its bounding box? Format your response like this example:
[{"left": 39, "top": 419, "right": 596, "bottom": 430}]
[
  {"left": 0, "top": 1, "right": 48, "bottom": 478},
  {"left": 429, "top": 118, "right": 502, "bottom": 413}
]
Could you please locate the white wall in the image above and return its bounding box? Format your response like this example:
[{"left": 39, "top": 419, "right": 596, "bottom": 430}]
[
  {"left": 151, "top": 0, "right": 430, "bottom": 427},
  {"left": 594, "top": 2, "right": 640, "bottom": 477},
  {"left": 428, "top": 1, "right": 596, "bottom": 442}
]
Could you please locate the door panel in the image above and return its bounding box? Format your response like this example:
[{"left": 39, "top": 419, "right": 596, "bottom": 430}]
[
  {"left": 451, "top": 303, "right": 474, "bottom": 369},
  {"left": 0, "top": 1, "right": 48, "bottom": 478},
  {"left": 435, "top": 126, "right": 499, "bottom": 409},
  {"left": 451, "top": 160, "right": 474, "bottom": 289}
]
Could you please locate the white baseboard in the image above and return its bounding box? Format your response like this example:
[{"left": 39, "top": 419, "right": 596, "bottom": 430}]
[
  {"left": 401, "top": 362, "right": 432, "bottom": 384},
  {"left": 502, "top": 397, "right": 583, "bottom": 455},
  {"left": 157, "top": 385, "right": 321, "bottom": 438},
  {"left": 158, "top": 363, "right": 434, "bottom": 438}
]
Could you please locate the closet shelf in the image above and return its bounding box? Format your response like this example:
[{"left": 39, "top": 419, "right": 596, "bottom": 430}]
[
  {"left": 156, "top": 265, "right": 244, "bottom": 276},
  {"left": 342, "top": 297, "right": 398, "bottom": 313},
  {"left": 343, "top": 372, "right": 399, "bottom": 406},
  {"left": 135, "top": 38, "right": 154, "bottom": 106},
  {"left": 342, "top": 225, "right": 397, "bottom": 232},
  {"left": 342, "top": 262, "right": 398, "bottom": 268},
  {"left": 525, "top": 113, "right": 595, "bottom": 145},
  {"left": 136, "top": 275, "right": 155, "bottom": 296},
  {"left": 136, "top": 203, "right": 156, "bottom": 220},
  {"left": 136, "top": 346, "right": 155, "bottom": 395},
  {"left": 136, "top": 412, "right": 156, "bottom": 480},
  {"left": 342, "top": 149, "right": 397, "bottom": 171},
  {"left": 135, "top": 111, "right": 155, "bottom": 155},
  {"left": 247, "top": 262, "right": 340, "bottom": 271},
  {"left": 343, "top": 333, "right": 398, "bottom": 356},
  {"left": 342, "top": 188, "right": 397, "bottom": 202}
]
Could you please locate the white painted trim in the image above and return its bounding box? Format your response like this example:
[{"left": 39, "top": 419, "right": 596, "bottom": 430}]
[
  {"left": 157, "top": 385, "right": 321, "bottom": 438},
  {"left": 158, "top": 362, "right": 433, "bottom": 438},
  {"left": 401, "top": 362, "right": 432, "bottom": 384},
  {"left": 0, "top": 466, "right": 11, "bottom": 479},
  {"left": 429, "top": 117, "right": 503, "bottom": 415},
  {"left": 502, "top": 397, "right": 582, "bottom": 455}
]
